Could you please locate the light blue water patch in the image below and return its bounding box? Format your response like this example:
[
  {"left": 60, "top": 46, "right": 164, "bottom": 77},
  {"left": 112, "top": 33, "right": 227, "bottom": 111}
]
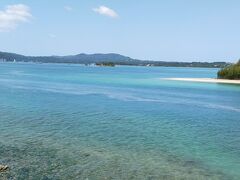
[{"left": 0, "top": 62, "right": 240, "bottom": 179}]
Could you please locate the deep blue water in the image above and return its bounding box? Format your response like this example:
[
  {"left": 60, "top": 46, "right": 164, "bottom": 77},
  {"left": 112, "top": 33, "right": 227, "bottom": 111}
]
[{"left": 0, "top": 63, "right": 240, "bottom": 179}]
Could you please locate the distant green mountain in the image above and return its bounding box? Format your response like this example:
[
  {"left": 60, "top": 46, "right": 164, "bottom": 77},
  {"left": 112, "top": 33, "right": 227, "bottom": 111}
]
[
  {"left": 0, "top": 51, "right": 230, "bottom": 68},
  {"left": 218, "top": 60, "right": 240, "bottom": 79}
]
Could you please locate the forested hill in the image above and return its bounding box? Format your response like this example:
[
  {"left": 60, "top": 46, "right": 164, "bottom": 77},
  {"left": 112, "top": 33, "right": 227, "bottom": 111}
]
[{"left": 0, "top": 51, "right": 230, "bottom": 68}]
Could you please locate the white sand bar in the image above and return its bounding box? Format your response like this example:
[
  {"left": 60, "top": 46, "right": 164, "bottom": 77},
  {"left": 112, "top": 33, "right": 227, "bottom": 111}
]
[{"left": 163, "top": 78, "right": 240, "bottom": 85}]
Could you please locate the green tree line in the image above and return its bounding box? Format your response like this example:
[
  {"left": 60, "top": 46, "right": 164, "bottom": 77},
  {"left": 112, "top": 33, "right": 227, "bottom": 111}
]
[{"left": 218, "top": 60, "right": 240, "bottom": 79}]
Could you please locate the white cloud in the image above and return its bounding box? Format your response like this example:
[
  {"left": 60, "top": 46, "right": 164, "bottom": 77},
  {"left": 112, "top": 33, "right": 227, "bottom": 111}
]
[
  {"left": 93, "top": 6, "right": 118, "bottom": 18},
  {"left": 64, "top": 6, "right": 73, "bottom": 11},
  {"left": 0, "top": 4, "right": 32, "bottom": 32}
]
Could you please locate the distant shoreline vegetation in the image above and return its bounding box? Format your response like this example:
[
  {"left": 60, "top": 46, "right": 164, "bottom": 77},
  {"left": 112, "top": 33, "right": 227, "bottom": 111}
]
[
  {"left": 218, "top": 60, "right": 240, "bottom": 80},
  {"left": 0, "top": 51, "right": 231, "bottom": 68},
  {"left": 96, "top": 62, "right": 115, "bottom": 67}
]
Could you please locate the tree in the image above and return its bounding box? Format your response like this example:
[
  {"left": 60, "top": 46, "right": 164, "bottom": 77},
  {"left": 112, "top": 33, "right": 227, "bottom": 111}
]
[{"left": 218, "top": 60, "right": 240, "bottom": 80}]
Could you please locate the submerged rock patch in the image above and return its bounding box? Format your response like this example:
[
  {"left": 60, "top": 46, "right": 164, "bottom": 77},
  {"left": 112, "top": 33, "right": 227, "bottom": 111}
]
[{"left": 0, "top": 165, "right": 9, "bottom": 172}]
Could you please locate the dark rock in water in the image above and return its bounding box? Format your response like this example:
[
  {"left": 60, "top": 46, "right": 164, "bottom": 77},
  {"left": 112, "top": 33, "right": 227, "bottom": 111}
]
[
  {"left": 83, "top": 153, "right": 91, "bottom": 157},
  {"left": 0, "top": 165, "right": 9, "bottom": 172}
]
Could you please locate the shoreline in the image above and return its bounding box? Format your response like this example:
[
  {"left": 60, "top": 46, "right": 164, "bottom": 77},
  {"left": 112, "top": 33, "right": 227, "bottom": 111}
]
[{"left": 163, "top": 78, "right": 240, "bottom": 85}]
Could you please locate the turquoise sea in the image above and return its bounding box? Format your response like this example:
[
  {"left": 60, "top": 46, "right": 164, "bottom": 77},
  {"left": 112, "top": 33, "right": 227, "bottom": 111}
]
[{"left": 0, "top": 63, "right": 240, "bottom": 180}]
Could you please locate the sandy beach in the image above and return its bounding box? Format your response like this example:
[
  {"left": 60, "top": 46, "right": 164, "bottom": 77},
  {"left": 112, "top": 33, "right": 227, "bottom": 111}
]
[{"left": 164, "top": 78, "right": 240, "bottom": 85}]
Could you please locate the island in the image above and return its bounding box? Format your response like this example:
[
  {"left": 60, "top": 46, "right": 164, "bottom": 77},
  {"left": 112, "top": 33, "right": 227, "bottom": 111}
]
[
  {"left": 0, "top": 51, "right": 230, "bottom": 68},
  {"left": 96, "top": 62, "right": 115, "bottom": 67}
]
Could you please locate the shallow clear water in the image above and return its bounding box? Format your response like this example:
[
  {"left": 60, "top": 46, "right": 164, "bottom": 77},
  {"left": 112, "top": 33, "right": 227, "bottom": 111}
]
[{"left": 0, "top": 63, "right": 240, "bottom": 179}]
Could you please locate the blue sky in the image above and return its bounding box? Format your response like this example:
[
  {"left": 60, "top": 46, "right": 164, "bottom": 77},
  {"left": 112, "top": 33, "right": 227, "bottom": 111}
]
[{"left": 0, "top": 0, "right": 239, "bottom": 62}]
